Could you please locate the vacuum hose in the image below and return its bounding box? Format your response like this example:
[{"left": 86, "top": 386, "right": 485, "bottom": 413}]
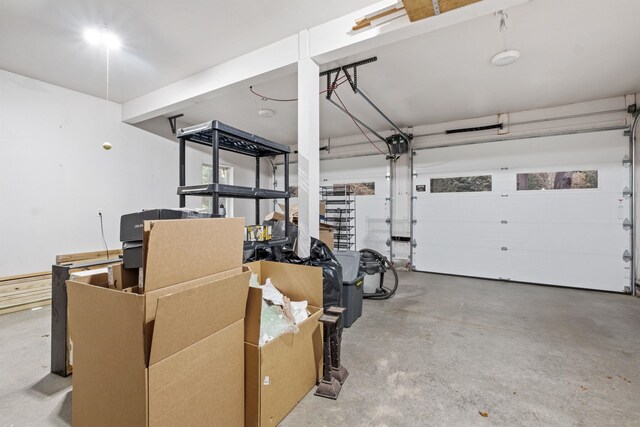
[{"left": 359, "top": 248, "right": 399, "bottom": 300}]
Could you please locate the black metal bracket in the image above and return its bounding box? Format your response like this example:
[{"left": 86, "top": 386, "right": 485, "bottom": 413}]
[
  {"left": 326, "top": 69, "right": 342, "bottom": 100},
  {"left": 167, "top": 114, "right": 184, "bottom": 135},
  {"left": 321, "top": 56, "right": 377, "bottom": 100},
  {"left": 344, "top": 68, "right": 356, "bottom": 93},
  {"left": 321, "top": 55, "right": 413, "bottom": 152}
]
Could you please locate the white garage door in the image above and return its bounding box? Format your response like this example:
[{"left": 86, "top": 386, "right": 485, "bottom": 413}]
[{"left": 413, "top": 130, "right": 631, "bottom": 292}]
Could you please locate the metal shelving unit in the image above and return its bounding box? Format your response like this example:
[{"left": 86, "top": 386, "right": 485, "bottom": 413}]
[
  {"left": 177, "top": 120, "right": 291, "bottom": 251},
  {"left": 321, "top": 185, "right": 356, "bottom": 250}
]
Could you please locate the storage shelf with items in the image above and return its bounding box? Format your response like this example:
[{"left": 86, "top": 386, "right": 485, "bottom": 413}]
[
  {"left": 320, "top": 185, "right": 356, "bottom": 251},
  {"left": 176, "top": 120, "right": 291, "bottom": 253}
]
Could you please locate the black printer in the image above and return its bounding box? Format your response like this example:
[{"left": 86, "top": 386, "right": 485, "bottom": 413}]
[{"left": 120, "top": 209, "right": 218, "bottom": 268}]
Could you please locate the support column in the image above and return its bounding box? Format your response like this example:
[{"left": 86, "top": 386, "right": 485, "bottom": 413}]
[{"left": 297, "top": 30, "right": 320, "bottom": 257}]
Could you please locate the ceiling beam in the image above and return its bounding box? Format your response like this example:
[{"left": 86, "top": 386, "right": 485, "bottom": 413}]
[
  {"left": 121, "top": 35, "right": 299, "bottom": 124},
  {"left": 121, "top": 0, "right": 530, "bottom": 124}
]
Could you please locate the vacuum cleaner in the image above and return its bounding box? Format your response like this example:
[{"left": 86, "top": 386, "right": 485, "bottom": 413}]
[{"left": 359, "top": 248, "right": 398, "bottom": 300}]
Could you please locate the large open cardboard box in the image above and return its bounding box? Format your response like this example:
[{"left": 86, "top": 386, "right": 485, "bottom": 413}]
[
  {"left": 67, "top": 219, "right": 249, "bottom": 426},
  {"left": 244, "top": 261, "right": 324, "bottom": 426}
]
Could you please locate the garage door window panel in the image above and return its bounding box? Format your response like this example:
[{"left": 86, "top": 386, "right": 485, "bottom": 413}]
[
  {"left": 516, "top": 170, "right": 598, "bottom": 191},
  {"left": 430, "top": 175, "right": 493, "bottom": 193}
]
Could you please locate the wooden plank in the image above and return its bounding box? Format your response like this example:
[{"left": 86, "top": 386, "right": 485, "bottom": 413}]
[
  {"left": 0, "top": 274, "right": 51, "bottom": 287},
  {"left": 0, "top": 272, "right": 50, "bottom": 284},
  {"left": 352, "top": 6, "right": 405, "bottom": 31},
  {"left": 402, "top": 0, "right": 480, "bottom": 22},
  {"left": 0, "top": 290, "right": 52, "bottom": 307},
  {"left": 0, "top": 288, "right": 51, "bottom": 301},
  {"left": 0, "top": 292, "right": 51, "bottom": 308},
  {"left": 0, "top": 287, "right": 51, "bottom": 301},
  {"left": 56, "top": 249, "right": 122, "bottom": 265},
  {"left": 0, "top": 299, "right": 51, "bottom": 316},
  {"left": 0, "top": 278, "right": 51, "bottom": 294},
  {"left": 403, "top": 0, "right": 435, "bottom": 22},
  {"left": 440, "top": 0, "right": 482, "bottom": 13}
]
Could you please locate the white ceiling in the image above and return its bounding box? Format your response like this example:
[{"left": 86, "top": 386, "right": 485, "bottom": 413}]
[
  {"left": 3, "top": 0, "right": 640, "bottom": 145},
  {"left": 164, "top": 0, "right": 640, "bottom": 144},
  {"left": 0, "top": 0, "right": 377, "bottom": 102}
]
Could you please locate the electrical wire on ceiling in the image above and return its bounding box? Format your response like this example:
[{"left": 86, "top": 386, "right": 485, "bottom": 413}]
[
  {"left": 249, "top": 76, "right": 349, "bottom": 102},
  {"left": 249, "top": 76, "right": 388, "bottom": 157},
  {"left": 333, "top": 88, "right": 388, "bottom": 157}
]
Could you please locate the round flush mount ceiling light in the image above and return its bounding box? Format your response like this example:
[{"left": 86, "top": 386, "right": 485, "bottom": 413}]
[
  {"left": 491, "top": 49, "right": 521, "bottom": 66},
  {"left": 84, "top": 28, "right": 122, "bottom": 50},
  {"left": 258, "top": 108, "right": 275, "bottom": 118}
]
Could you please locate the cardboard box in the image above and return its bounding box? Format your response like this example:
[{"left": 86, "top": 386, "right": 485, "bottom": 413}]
[
  {"left": 68, "top": 218, "right": 249, "bottom": 427},
  {"left": 243, "top": 261, "right": 324, "bottom": 426},
  {"left": 319, "top": 228, "right": 334, "bottom": 251},
  {"left": 265, "top": 205, "right": 335, "bottom": 252},
  {"left": 107, "top": 263, "right": 138, "bottom": 290},
  {"left": 274, "top": 201, "right": 325, "bottom": 222},
  {"left": 263, "top": 211, "right": 286, "bottom": 222}
]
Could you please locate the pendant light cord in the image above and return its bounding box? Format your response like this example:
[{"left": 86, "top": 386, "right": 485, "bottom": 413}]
[{"left": 106, "top": 47, "right": 110, "bottom": 142}]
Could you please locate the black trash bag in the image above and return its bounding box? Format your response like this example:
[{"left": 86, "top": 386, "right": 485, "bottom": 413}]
[
  {"left": 266, "top": 220, "right": 299, "bottom": 243},
  {"left": 243, "top": 242, "right": 299, "bottom": 263},
  {"left": 244, "top": 237, "right": 342, "bottom": 310},
  {"left": 303, "top": 238, "right": 342, "bottom": 310}
]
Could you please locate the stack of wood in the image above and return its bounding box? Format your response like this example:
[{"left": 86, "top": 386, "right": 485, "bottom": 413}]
[
  {"left": 0, "top": 249, "right": 122, "bottom": 316},
  {"left": 352, "top": 0, "right": 481, "bottom": 31},
  {"left": 0, "top": 272, "right": 52, "bottom": 315}
]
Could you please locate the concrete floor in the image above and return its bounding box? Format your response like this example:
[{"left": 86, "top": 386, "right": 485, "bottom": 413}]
[{"left": 1, "top": 272, "right": 639, "bottom": 426}]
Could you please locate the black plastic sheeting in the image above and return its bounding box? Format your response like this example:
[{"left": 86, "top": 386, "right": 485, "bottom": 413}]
[{"left": 245, "top": 238, "right": 343, "bottom": 310}]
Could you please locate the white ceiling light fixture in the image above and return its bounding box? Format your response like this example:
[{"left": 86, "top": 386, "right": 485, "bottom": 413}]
[
  {"left": 491, "top": 10, "right": 520, "bottom": 66},
  {"left": 258, "top": 108, "right": 275, "bottom": 118},
  {"left": 491, "top": 49, "right": 520, "bottom": 66},
  {"left": 83, "top": 27, "right": 122, "bottom": 50}
]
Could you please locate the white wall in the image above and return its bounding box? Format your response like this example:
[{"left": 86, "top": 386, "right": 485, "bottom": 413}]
[{"left": 0, "top": 69, "right": 266, "bottom": 276}]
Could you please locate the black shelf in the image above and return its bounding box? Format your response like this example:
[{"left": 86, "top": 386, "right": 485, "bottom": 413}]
[
  {"left": 321, "top": 185, "right": 356, "bottom": 251},
  {"left": 243, "top": 238, "right": 291, "bottom": 251},
  {"left": 321, "top": 191, "right": 355, "bottom": 197},
  {"left": 178, "top": 184, "right": 289, "bottom": 200},
  {"left": 177, "top": 120, "right": 290, "bottom": 157},
  {"left": 334, "top": 243, "right": 354, "bottom": 249},
  {"left": 324, "top": 200, "right": 355, "bottom": 205},
  {"left": 177, "top": 120, "right": 291, "bottom": 255},
  {"left": 325, "top": 208, "right": 355, "bottom": 213}
]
